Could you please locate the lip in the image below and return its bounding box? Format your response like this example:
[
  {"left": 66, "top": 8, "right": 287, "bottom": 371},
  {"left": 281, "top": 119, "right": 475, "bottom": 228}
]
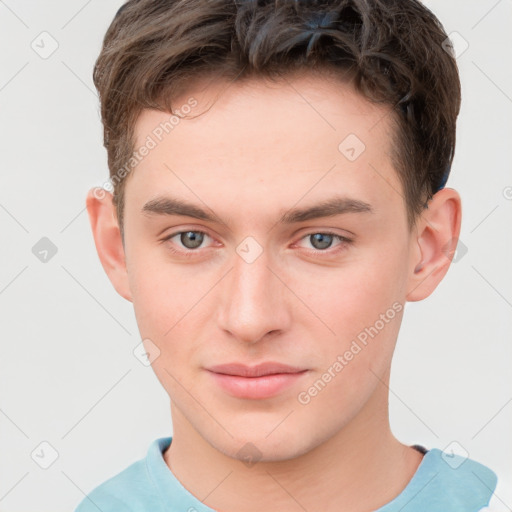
[{"left": 206, "top": 362, "right": 309, "bottom": 400}]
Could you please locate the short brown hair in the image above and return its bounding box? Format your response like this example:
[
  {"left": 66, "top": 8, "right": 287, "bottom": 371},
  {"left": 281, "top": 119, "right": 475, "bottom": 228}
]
[{"left": 93, "top": 0, "right": 461, "bottom": 237}]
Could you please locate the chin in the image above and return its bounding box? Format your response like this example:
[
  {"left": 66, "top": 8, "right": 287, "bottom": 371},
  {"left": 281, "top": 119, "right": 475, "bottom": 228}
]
[{"left": 204, "top": 419, "right": 328, "bottom": 464}]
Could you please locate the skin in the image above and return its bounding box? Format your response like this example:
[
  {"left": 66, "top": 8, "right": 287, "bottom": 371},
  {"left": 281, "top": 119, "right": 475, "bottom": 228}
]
[{"left": 86, "top": 73, "right": 461, "bottom": 512}]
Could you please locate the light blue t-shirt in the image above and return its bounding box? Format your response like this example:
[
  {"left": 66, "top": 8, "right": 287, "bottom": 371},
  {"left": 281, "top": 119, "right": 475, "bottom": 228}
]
[{"left": 75, "top": 437, "right": 497, "bottom": 512}]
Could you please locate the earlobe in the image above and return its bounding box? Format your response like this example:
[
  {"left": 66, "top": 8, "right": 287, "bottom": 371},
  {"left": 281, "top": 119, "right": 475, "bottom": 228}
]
[
  {"left": 86, "top": 188, "right": 133, "bottom": 302},
  {"left": 406, "top": 188, "right": 462, "bottom": 302}
]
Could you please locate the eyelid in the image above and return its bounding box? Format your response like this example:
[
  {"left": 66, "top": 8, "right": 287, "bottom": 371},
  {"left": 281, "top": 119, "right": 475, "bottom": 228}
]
[
  {"left": 161, "top": 229, "right": 217, "bottom": 259},
  {"left": 292, "top": 231, "right": 352, "bottom": 252},
  {"left": 162, "top": 229, "right": 214, "bottom": 246},
  {"left": 162, "top": 228, "right": 352, "bottom": 256}
]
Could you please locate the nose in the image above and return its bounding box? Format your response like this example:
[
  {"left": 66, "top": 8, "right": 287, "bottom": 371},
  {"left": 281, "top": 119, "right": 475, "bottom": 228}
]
[{"left": 217, "top": 244, "right": 292, "bottom": 345}]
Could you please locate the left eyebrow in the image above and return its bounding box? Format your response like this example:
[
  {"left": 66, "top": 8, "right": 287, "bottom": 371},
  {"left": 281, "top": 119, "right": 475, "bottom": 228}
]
[
  {"left": 279, "top": 196, "right": 374, "bottom": 223},
  {"left": 141, "top": 195, "right": 374, "bottom": 225}
]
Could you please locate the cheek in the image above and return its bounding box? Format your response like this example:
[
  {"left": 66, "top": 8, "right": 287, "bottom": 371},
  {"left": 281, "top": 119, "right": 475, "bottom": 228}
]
[
  {"left": 127, "top": 248, "right": 219, "bottom": 381},
  {"left": 297, "top": 245, "right": 406, "bottom": 337},
  {"left": 293, "top": 244, "right": 407, "bottom": 397},
  {"left": 127, "top": 246, "right": 204, "bottom": 334},
  {"left": 297, "top": 292, "right": 404, "bottom": 423},
  {"left": 128, "top": 258, "right": 205, "bottom": 393}
]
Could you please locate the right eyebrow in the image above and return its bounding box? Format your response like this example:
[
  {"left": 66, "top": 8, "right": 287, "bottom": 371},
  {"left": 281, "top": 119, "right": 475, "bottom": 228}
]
[{"left": 142, "top": 196, "right": 220, "bottom": 223}]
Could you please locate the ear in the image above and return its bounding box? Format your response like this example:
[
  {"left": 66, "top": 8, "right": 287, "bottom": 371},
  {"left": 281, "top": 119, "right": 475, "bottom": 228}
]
[
  {"left": 406, "top": 187, "right": 462, "bottom": 302},
  {"left": 86, "top": 188, "right": 132, "bottom": 302}
]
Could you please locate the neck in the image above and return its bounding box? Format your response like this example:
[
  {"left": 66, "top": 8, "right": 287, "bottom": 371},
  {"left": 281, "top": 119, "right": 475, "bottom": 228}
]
[{"left": 164, "top": 382, "right": 423, "bottom": 512}]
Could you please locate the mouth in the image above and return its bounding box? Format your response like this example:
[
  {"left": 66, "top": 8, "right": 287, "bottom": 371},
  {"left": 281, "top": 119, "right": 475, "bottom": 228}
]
[{"left": 205, "top": 362, "right": 309, "bottom": 400}]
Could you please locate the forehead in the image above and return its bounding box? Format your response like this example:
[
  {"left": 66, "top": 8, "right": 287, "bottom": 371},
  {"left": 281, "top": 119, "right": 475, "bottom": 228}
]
[{"left": 125, "top": 73, "right": 403, "bottom": 227}]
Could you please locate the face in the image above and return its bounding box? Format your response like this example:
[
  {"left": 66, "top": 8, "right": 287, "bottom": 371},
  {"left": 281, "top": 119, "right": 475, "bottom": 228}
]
[{"left": 117, "top": 74, "right": 419, "bottom": 461}]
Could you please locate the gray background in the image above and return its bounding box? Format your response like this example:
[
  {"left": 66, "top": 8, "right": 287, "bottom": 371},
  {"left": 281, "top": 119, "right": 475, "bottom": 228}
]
[{"left": 0, "top": 1, "right": 511, "bottom": 511}]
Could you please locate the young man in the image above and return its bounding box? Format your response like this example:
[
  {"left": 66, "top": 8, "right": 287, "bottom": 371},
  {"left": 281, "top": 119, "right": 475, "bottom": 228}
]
[{"left": 77, "top": 0, "right": 498, "bottom": 510}]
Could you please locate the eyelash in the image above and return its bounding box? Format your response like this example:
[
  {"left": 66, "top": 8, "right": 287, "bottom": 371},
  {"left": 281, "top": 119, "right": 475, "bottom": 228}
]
[{"left": 161, "top": 230, "right": 352, "bottom": 258}]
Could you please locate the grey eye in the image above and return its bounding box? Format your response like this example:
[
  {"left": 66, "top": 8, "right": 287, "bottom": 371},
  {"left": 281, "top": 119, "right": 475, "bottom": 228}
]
[
  {"left": 179, "top": 231, "right": 205, "bottom": 249},
  {"left": 309, "top": 233, "right": 334, "bottom": 250}
]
